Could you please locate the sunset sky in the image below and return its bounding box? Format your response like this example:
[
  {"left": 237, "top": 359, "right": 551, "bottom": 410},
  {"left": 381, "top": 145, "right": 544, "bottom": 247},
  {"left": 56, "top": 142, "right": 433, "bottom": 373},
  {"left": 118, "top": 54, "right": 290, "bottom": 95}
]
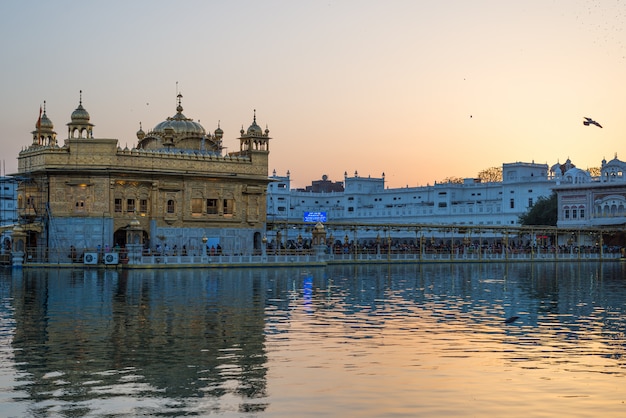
[{"left": 1, "top": 0, "right": 625, "bottom": 188}]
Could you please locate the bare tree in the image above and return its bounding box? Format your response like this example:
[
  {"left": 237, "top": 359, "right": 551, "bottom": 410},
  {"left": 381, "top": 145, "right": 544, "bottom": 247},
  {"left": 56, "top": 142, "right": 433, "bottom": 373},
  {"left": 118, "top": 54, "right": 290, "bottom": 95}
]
[
  {"left": 477, "top": 167, "right": 502, "bottom": 182},
  {"left": 439, "top": 177, "right": 463, "bottom": 184}
]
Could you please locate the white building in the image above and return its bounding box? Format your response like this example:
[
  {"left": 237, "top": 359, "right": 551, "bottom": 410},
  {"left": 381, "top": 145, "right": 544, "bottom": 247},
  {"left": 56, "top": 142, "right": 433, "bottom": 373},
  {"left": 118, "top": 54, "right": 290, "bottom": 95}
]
[
  {"left": 555, "top": 154, "right": 626, "bottom": 229},
  {"left": 267, "top": 161, "right": 558, "bottom": 243}
]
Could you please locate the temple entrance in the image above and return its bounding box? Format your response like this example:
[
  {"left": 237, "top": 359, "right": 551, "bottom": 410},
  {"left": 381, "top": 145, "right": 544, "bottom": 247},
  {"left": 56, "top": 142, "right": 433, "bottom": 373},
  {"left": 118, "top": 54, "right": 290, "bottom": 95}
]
[{"left": 114, "top": 228, "right": 148, "bottom": 249}]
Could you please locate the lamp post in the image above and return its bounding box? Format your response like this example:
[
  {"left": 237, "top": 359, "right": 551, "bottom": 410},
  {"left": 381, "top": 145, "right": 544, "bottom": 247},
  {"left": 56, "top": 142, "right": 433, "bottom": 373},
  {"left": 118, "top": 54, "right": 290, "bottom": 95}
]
[{"left": 262, "top": 235, "right": 267, "bottom": 258}]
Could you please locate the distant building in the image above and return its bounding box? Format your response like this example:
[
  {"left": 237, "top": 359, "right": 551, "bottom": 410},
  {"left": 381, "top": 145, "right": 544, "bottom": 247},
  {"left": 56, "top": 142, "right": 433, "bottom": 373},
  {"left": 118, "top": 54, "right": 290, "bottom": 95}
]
[
  {"left": 0, "top": 176, "right": 18, "bottom": 251},
  {"left": 554, "top": 154, "right": 626, "bottom": 229},
  {"left": 299, "top": 174, "right": 344, "bottom": 193},
  {"left": 267, "top": 162, "right": 558, "bottom": 242},
  {"left": 13, "top": 92, "right": 271, "bottom": 261}
]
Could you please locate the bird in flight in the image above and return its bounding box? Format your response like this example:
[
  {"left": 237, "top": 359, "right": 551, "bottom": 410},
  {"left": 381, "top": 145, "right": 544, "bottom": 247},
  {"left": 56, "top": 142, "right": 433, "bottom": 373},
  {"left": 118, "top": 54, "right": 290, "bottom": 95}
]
[{"left": 583, "top": 117, "right": 602, "bottom": 128}]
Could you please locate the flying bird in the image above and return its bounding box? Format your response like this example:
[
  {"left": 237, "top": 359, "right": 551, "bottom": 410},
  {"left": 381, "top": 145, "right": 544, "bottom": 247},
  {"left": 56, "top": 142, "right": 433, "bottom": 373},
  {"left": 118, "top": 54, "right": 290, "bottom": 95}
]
[{"left": 583, "top": 117, "right": 602, "bottom": 128}]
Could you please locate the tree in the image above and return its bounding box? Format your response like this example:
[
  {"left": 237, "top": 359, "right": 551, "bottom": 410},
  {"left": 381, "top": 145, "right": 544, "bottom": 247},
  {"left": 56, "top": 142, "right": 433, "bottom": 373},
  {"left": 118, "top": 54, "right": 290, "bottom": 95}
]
[
  {"left": 438, "top": 177, "right": 463, "bottom": 184},
  {"left": 587, "top": 167, "right": 601, "bottom": 177},
  {"left": 477, "top": 166, "right": 502, "bottom": 182},
  {"left": 518, "top": 192, "right": 558, "bottom": 226}
]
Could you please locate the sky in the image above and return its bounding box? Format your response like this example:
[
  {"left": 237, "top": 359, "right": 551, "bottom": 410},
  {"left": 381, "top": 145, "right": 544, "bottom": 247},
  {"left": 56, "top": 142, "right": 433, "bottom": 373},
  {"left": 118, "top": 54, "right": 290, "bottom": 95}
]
[{"left": 1, "top": 0, "right": 625, "bottom": 189}]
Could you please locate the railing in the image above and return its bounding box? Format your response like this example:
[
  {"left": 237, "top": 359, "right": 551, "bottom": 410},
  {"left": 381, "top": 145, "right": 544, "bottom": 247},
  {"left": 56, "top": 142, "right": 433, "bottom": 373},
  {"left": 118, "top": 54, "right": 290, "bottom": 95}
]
[{"left": 13, "top": 246, "right": 623, "bottom": 267}]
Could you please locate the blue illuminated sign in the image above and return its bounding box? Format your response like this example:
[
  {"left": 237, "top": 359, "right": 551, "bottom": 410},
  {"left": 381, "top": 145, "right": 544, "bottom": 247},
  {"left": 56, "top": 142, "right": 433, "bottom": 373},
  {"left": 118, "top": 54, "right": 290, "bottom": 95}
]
[{"left": 303, "top": 211, "right": 327, "bottom": 222}]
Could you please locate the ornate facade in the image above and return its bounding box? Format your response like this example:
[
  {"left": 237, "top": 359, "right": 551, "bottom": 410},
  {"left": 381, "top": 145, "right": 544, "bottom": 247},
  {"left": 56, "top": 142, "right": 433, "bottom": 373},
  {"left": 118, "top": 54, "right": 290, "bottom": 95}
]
[
  {"left": 16, "top": 92, "right": 271, "bottom": 261},
  {"left": 554, "top": 154, "right": 626, "bottom": 228}
]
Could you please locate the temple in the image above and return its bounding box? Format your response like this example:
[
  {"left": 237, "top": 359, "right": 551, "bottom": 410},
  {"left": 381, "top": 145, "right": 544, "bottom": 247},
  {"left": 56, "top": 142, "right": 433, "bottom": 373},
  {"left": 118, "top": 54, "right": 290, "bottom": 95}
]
[{"left": 14, "top": 91, "right": 271, "bottom": 262}]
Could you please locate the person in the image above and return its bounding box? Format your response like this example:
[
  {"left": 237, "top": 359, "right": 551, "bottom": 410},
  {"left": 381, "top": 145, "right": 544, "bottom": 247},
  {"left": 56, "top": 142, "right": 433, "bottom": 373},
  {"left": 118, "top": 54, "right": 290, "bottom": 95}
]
[{"left": 69, "top": 245, "right": 77, "bottom": 263}]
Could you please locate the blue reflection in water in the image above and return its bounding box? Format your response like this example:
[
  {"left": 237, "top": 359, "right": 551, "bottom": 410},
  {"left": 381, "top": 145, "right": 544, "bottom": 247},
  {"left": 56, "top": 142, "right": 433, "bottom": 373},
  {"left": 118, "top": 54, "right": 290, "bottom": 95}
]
[{"left": 0, "top": 262, "right": 625, "bottom": 417}]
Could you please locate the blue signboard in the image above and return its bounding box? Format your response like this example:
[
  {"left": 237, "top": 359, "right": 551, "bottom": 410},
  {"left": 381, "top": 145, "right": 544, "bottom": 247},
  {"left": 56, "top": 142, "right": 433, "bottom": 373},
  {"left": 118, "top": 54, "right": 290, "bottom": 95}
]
[{"left": 303, "top": 211, "right": 327, "bottom": 222}]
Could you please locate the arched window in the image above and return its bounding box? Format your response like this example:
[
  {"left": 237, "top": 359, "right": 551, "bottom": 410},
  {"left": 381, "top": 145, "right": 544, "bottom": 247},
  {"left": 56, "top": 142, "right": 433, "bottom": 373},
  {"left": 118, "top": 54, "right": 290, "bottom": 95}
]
[{"left": 167, "top": 199, "right": 175, "bottom": 214}]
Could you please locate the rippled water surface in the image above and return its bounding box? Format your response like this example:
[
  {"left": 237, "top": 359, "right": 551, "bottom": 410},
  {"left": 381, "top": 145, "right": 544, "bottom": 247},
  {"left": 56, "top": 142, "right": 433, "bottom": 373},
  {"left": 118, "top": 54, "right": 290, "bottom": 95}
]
[{"left": 1, "top": 263, "right": 626, "bottom": 417}]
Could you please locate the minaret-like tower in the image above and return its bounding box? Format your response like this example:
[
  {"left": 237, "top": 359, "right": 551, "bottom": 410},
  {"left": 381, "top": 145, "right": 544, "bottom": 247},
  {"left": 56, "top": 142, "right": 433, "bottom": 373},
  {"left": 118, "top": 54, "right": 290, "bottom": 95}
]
[
  {"left": 67, "top": 90, "right": 94, "bottom": 138},
  {"left": 238, "top": 109, "right": 270, "bottom": 153},
  {"left": 31, "top": 100, "right": 57, "bottom": 147}
]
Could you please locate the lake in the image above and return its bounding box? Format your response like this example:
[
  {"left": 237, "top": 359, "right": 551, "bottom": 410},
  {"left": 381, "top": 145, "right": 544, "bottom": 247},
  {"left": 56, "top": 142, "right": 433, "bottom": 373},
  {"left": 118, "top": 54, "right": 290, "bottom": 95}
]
[{"left": 1, "top": 262, "right": 625, "bottom": 417}]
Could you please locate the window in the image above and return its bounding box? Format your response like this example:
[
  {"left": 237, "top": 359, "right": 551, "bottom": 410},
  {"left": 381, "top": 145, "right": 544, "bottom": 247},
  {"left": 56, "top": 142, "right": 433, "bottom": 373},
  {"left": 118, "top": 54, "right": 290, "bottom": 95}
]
[
  {"left": 528, "top": 198, "right": 533, "bottom": 207},
  {"left": 127, "top": 198, "right": 135, "bottom": 213},
  {"left": 115, "top": 198, "right": 122, "bottom": 213},
  {"left": 207, "top": 199, "right": 218, "bottom": 214},
  {"left": 167, "top": 200, "right": 175, "bottom": 214},
  {"left": 75, "top": 201, "right": 85, "bottom": 211},
  {"left": 510, "top": 198, "right": 515, "bottom": 209},
  {"left": 223, "top": 199, "right": 234, "bottom": 215},
  {"left": 564, "top": 209, "right": 570, "bottom": 219},
  {"left": 580, "top": 208, "right": 585, "bottom": 219},
  {"left": 191, "top": 198, "right": 203, "bottom": 215},
  {"left": 572, "top": 209, "right": 577, "bottom": 219},
  {"left": 139, "top": 199, "right": 148, "bottom": 214}
]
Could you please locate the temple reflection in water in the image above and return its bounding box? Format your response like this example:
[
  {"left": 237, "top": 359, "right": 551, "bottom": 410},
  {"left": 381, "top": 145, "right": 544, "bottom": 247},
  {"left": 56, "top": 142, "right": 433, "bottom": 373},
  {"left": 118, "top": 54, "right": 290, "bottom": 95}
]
[{"left": 3, "top": 263, "right": 626, "bottom": 417}]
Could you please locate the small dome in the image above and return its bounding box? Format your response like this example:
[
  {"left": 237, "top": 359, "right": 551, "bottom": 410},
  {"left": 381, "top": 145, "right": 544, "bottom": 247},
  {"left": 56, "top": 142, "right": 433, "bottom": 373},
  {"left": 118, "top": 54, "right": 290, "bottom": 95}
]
[
  {"left": 245, "top": 110, "right": 263, "bottom": 136},
  {"left": 71, "top": 91, "right": 90, "bottom": 122},
  {"left": 39, "top": 113, "right": 54, "bottom": 129},
  {"left": 136, "top": 122, "right": 145, "bottom": 140},
  {"left": 214, "top": 122, "right": 223, "bottom": 138},
  {"left": 247, "top": 121, "right": 262, "bottom": 135},
  {"left": 71, "top": 103, "right": 90, "bottom": 122}
]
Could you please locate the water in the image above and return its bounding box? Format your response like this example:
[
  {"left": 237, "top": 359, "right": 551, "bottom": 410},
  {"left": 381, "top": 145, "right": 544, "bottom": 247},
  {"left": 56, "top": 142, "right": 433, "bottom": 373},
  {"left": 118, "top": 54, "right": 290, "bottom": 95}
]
[{"left": 1, "top": 263, "right": 625, "bottom": 417}]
